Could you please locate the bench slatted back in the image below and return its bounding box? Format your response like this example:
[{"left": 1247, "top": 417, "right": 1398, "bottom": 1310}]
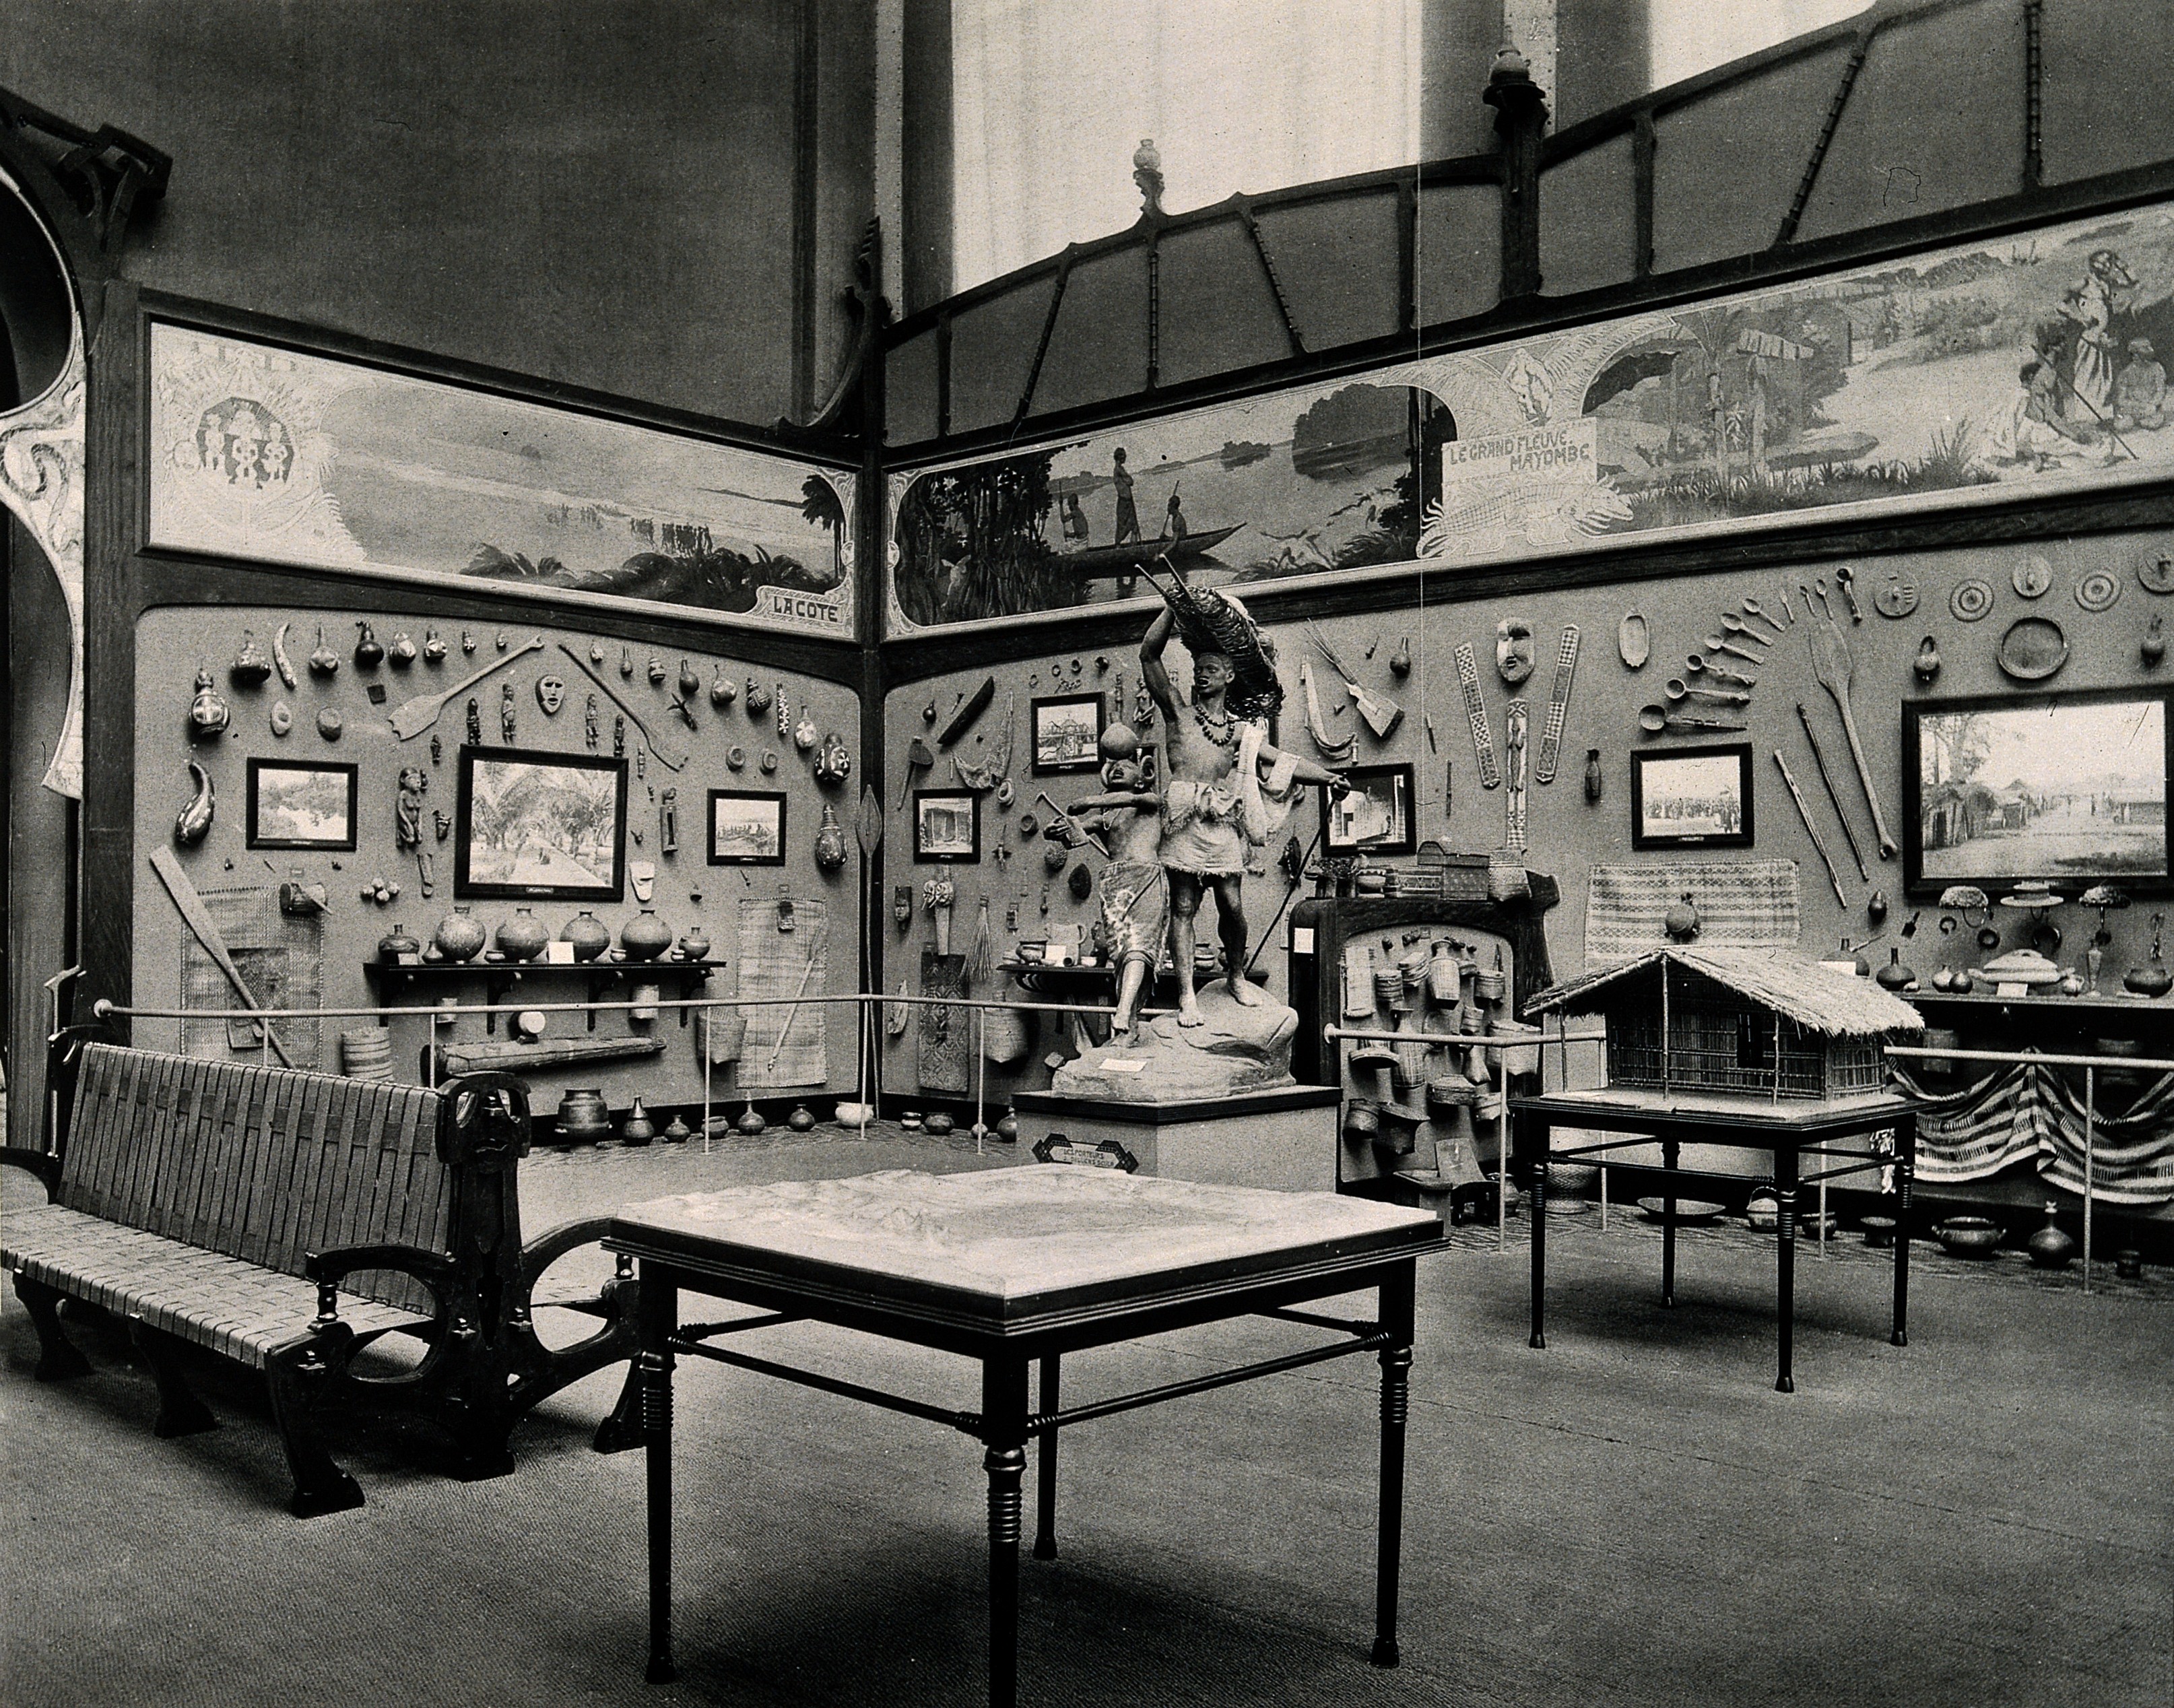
[{"left": 60, "top": 1045, "right": 453, "bottom": 1313}]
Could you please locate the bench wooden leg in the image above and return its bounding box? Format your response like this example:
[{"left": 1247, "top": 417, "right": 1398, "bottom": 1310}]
[
  {"left": 265, "top": 1334, "right": 366, "bottom": 1519},
  {"left": 11, "top": 1273, "right": 92, "bottom": 1381},
  {"left": 593, "top": 1362, "right": 643, "bottom": 1454},
  {"left": 129, "top": 1319, "right": 220, "bottom": 1437}
]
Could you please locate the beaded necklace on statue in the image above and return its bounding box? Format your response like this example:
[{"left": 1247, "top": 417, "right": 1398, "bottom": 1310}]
[{"left": 1192, "top": 700, "right": 1237, "bottom": 748}]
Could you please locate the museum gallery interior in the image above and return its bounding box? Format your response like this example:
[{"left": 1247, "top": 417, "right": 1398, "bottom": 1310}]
[{"left": 1, "top": 3, "right": 2169, "bottom": 1704}]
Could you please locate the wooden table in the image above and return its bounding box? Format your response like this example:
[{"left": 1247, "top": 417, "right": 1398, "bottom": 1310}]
[
  {"left": 605, "top": 1167, "right": 1441, "bottom": 1707},
  {"left": 1511, "top": 1089, "right": 1917, "bottom": 1392}
]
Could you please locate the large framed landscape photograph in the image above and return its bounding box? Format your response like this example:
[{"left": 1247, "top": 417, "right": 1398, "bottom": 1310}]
[
  {"left": 1904, "top": 688, "right": 2174, "bottom": 896},
  {"left": 454, "top": 745, "right": 628, "bottom": 900}
]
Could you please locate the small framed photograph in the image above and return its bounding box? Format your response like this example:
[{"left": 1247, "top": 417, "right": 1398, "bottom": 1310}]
[
  {"left": 706, "top": 789, "right": 787, "bottom": 865},
  {"left": 245, "top": 759, "right": 358, "bottom": 851},
  {"left": 453, "top": 745, "right": 628, "bottom": 900},
  {"left": 1630, "top": 742, "right": 1754, "bottom": 849},
  {"left": 1322, "top": 762, "right": 1416, "bottom": 855},
  {"left": 913, "top": 789, "right": 981, "bottom": 863},
  {"left": 1030, "top": 693, "right": 1108, "bottom": 775}
]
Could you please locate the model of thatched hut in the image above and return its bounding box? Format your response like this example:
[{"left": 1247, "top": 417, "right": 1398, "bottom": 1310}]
[{"left": 1522, "top": 946, "right": 1923, "bottom": 1103}]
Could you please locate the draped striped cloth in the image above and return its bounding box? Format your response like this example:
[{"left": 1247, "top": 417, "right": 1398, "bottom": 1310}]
[
  {"left": 1890, "top": 1056, "right": 2174, "bottom": 1204},
  {"left": 1585, "top": 861, "right": 1801, "bottom": 966}
]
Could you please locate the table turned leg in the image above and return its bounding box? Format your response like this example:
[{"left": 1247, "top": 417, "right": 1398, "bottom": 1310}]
[
  {"left": 1660, "top": 1138, "right": 1680, "bottom": 1308},
  {"left": 1525, "top": 1115, "right": 1548, "bottom": 1350},
  {"left": 982, "top": 1356, "right": 1030, "bottom": 1708},
  {"left": 640, "top": 1272, "right": 678, "bottom": 1684},
  {"left": 1892, "top": 1117, "right": 1914, "bottom": 1348},
  {"left": 1372, "top": 1262, "right": 1416, "bottom": 1668},
  {"left": 1773, "top": 1150, "right": 1798, "bottom": 1394},
  {"left": 1033, "top": 1354, "right": 1060, "bottom": 1561}
]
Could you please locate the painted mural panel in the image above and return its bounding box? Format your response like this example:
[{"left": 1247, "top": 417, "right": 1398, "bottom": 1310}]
[
  {"left": 891, "top": 202, "right": 2174, "bottom": 630},
  {"left": 149, "top": 325, "right": 854, "bottom": 637}
]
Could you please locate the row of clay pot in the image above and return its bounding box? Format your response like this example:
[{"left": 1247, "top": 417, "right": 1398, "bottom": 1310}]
[{"left": 387, "top": 905, "right": 706, "bottom": 965}]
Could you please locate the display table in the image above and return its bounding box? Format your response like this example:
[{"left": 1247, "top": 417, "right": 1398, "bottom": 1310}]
[
  {"left": 605, "top": 1168, "right": 1443, "bottom": 1707},
  {"left": 1510, "top": 1088, "right": 1917, "bottom": 1392}
]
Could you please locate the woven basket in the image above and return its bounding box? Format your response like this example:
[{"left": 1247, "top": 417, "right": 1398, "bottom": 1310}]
[
  {"left": 1426, "top": 945, "right": 1459, "bottom": 1004},
  {"left": 704, "top": 1007, "right": 748, "bottom": 1066},
  {"left": 1426, "top": 1076, "right": 1478, "bottom": 1117},
  {"left": 981, "top": 1004, "right": 1032, "bottom": 1065}
]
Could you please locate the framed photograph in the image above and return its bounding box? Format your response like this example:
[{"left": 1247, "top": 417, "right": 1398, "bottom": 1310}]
[
  {"left": 1030, "top": 693, "right": 1108, "bottom": 775},
  {"left": 706, "top": 789, "right": 787, "bottom": 865},
  {"left": 244, "top": 759, "right": 358, "bottom": 850},
  {"left": 453, "top": 745, "right": 628, "bottom": 901},
  {"left": 1630, "top": 743, "right": 1754, "bottom": 849},
  {"left": 1903, "top": 688, "right": 2174, "bottom": 896},
  {"left": 1321, "top": 762, "right": 1416, "bottom": 856},
  {"left": 913, "top": 789, "right": 981, "bottom": 863}
]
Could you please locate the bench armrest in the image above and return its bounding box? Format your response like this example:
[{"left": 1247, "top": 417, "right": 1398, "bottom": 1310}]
[
  {"left": 0, "top": 1147, "right": 62, "bottom": 1200},
  {"left": 519, "top": 1214, "right": 621, "bottom": 1290},
  {"left": 305, "top": 1243, "right": 456, "bottom": 1321}
]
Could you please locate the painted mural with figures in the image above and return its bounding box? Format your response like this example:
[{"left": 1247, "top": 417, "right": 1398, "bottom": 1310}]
[
  {"left": 891, "top": 201, "right": 2174, "bottom": 630},
  {"left": 149, "top": 325, "right": 855, "bottom": 637}
]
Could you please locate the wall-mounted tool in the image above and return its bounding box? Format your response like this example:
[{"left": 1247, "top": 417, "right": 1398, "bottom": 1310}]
[
  {"left": 1618, "top": 610, "right": 1649, "bottom": 669},
  {"left": 1700, "top": 632, "right": 1764, "bottom": 667},
  {"left": 1639, "top": 706, "right": 1745, "bottom": 734},
  {"left": 1685, "top": 654, "right": 1756, "bottom": 689},
  {"left": 556, "top": 643, "right": 690, "bottom": 770},
  {"left": 898, "top": 735, "right": 935, "bottom": 808},
  {"left": 1300, "top": 658, "right": 1356, "bottom": 763},
  {"left": 1773, "top": 752, "right": 1847, "bottom": 907},
  {"left": 1832, "top": 567, "right": 1864, "bottom": 623},
  {"left": 1534, "top": 624, "right": 1579, "bottom": 784},
  {"left": 1805, "top": 616, "right": 1897, "bottom": 858},
  {"left": 1740, "top": 596, "right": 1785, "bottom": 636},
  {"left": 1453, "top": 643, "right": 1498, "bottom": 787},
  {"left": 1664, "top": 679, "right": 1749, "bottom": 709},
  {"left": 1311, "top": 626, "right": 1402, "bottom": 738},
  {"left": 150, "top": 845, "right": 294, "bottom": 1066},
  {"left": 388, "top": 636, "right": 545, "bottom": 740},
  {"left": 1719, "top": 614, "right": 1771, "bottom": 652},
  {"left": 1794, "top": 703, "right": 1869, "bottom": 882},
  {"left": 954, "top": 698, "right": 1014, "bottom": 790},
  {"left": 939, "top": 676, "right": 997, "bottom": 748}
]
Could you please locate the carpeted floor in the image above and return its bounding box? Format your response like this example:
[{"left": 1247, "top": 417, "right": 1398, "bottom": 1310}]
[{"left": 3, "top": 1129, "right": 2168, "bottom": 1707}]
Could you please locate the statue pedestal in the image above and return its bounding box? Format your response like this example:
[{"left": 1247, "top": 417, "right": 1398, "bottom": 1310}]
[{"left": 1012, "top": 1085, "right": 1342, "bottom": 1194}]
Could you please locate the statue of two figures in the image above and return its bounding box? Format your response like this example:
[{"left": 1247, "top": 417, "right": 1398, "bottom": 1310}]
[{"left": 1051, "top": 568, "right": 1349, "bottom": 1103}]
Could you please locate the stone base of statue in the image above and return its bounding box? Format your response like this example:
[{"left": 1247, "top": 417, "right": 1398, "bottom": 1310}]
[{"left": 1019, "top": 985, "right": 1335, "bottom": 1193}]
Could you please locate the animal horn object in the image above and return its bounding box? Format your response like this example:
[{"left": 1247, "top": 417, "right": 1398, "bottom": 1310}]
[{"left": 174, "top": 761, "right": 215, "bottom": 846}]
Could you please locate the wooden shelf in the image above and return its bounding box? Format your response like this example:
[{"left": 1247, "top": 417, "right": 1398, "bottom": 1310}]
[
  {"left": 362, "top": 957, "right": 721, "bottom": 1034},
  {"left": 1905, "top": 991, "right": 2174, "bottom": 1017}
]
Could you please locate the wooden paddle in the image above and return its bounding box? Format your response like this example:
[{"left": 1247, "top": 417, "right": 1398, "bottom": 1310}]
[
  {"left": 854, "top": 785, "right": 884, "bottom": 1127},
  {"left": 149, "top": 847, "right": 295, "bottom": 1065},
  {"left": 1805, "top": 618, "right": 1897, "bottom": 859},
  {"left": 386, "top": 637, "right": 544, "bottom": 740}
]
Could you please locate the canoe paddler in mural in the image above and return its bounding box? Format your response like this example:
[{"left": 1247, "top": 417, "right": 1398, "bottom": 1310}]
[{"left": 1138, "top": 559, "right": 1348, "bottom": 1027}]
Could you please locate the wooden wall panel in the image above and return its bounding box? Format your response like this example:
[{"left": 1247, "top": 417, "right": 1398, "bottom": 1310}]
[
  {"left": 1794, "top": 5, "right": 2028, "bottom": 245},
  {"left": 2041, "top": 3, "right": 2174, "bottom": 187},
  {"left": 1156, "top": 220, "right": 1291, "bottom": 387},
  {"left": 1414, "top": 183, "right": 1501, "bottom": 329},
  {"left": 1650, "top": 43, "right": 1853, "bottom": 273},
  {"left": 1253, "top": 190, "right": 1406, "bottom": 352},
  {"left": 1028, "top": 249, "right": 1149, "bottom": 418},
  {"left": 1540, "top": 131, "right": 1639, "bottom": 298},
  {"left": 946, "top": 275, "right": 1057, "bottom": 434}
]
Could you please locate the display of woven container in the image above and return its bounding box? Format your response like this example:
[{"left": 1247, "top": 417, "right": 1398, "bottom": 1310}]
[
  {"left": 981, "top": 1003, "right": 1032, "bottom": 1065},
  {"left": 1483, "top": 1023, "right": 1542, "bottom": 1078},
  {"left": 1475, "top": 961, "right": 1507, "bottom": 1004},
  {"left": 1426, "top": 944, "right": 1459, "bottom": 1004},
  {"left": 339, "top": 1027, "right": 392, "bottom": 1080},
  {"left": 1375, "top": 967, "right": 1408, "bottom": 1012},
  {"left": 1426, "top": 1076, "right": 1479, "bottom": 1117},
  {"left": 704, "top": 1006, "right": 748, "bottom": 1065},
  {"left": 1342, "top": 1099, "right": 1380, "bottom": 1142}
]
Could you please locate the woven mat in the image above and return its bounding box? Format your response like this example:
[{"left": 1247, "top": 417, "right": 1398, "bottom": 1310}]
[
  {"left": 734, "top": 898, "right": 827, "bottom": 1088},
  {"left": 179, "top": 885, "right": 323, "bottom": 1068},
  {"left": 917, "top": 950, "right": 970, "bottom": 1093},
  {"left": 1585, "top": 860, "right": 1800, "bottom": 965}
]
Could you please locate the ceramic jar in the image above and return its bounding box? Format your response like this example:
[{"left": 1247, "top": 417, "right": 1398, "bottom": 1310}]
[
  {"left": 787, "top": 1103, "right": 817, "bottom": 1131},
  {"left": 620, "top": 1096, "right": 656, "bottom": 1146},
  {"left": 677, "top": 924, "right": 712, "bottom": 962},
  {"left": 432, "top": 906, "right": 486, "bottom": 963},
  {"left": 495, "top": 906, "right": 549, "bottom": 963},
  {"left": 554, "top": 1088, "right": 611, "bottom": 1145},
  {"left": 376, "top": 922, "right": 422, "bottom": 963},
  {"left": 620, "top": 907, "right": 673, "bottom": 963},
  {"left": 561, "top": 909, "right": 612, "bottom": 963},
  {"left": 2026, "top": 1204, "right": 2076, "bottom": 1269}
]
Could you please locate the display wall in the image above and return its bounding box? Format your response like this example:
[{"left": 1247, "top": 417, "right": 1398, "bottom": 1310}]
[{"left": 132, "top": 602, "right": 862, "bottom": 1117}]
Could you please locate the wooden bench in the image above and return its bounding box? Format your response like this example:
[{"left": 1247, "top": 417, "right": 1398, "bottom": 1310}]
[{"left": 1, "top": 1039, "right": 640, "bottom": 1516}]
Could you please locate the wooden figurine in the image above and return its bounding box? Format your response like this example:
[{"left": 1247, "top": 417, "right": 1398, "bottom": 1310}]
[{"left": 395, "top": 767, "right": 426, "bottom": 849}]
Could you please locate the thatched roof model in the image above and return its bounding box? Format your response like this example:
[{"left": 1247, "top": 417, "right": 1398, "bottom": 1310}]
[{"left": 1522, "top": 946, "right": 1923, "bottom": 1039}]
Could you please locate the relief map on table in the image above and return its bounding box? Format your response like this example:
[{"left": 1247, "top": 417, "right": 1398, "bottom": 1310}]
[{"left": 614, "top": 1167, "right": 1435, "bottom": 1300}]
